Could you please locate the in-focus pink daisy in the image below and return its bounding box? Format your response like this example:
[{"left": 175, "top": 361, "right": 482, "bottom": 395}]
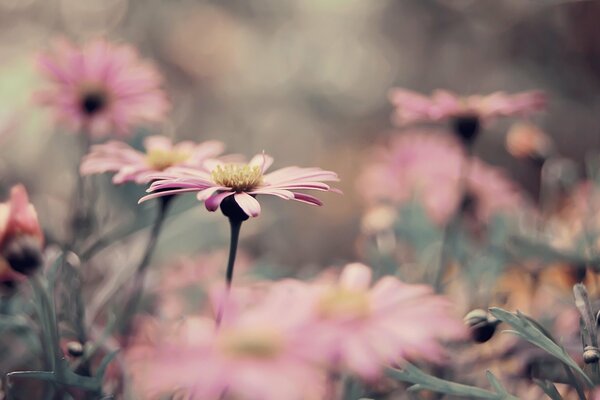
[
  {"left": 80, "top": 135, "right": 225, "bottom": 185},
  {"left": 35, "top": 38, "right": 169, "bottom": 137},
  {"left": 139, "top": 153, "right": 340, "bottom": 219},
  {"left": 388, "top": 88, "right": 546, "bottom": 127},
  {"left": 300, "top": 263, "right": 466, "bottom": 379},
  {"left": 127, "top": 286, "right": 324, "bottom": 400},
  {"left": 357, "top": 131, "right": 527, "bottom": 224}
]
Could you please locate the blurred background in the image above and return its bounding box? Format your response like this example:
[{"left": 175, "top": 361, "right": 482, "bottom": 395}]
[{"left": 0, "top": 0, "right": 597, "bottom": 271}]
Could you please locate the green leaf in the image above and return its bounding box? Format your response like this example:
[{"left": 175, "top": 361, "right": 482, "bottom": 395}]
[
  {"left": 489, "top": 307, "right": 593, "bottom": 387},
  {"left": 533, "top": 379, "right": 563, "bottom": 400},
  {"left": 386, "top": 363, "right": 517, "bottom": 399}
]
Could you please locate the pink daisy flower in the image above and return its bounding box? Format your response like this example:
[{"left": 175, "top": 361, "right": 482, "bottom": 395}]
[
  {"left": 357, "top": 131, "right": 527, "bottom": 224},
  {"left": 127, "top": 286, "right": 324, "bottom": 400},
  {"left": 80, "top": 135, "right": 225, "bottom": 185},
  {"left": 139, "top": 153, "right": 340, "bottom": 219},
  {"left": 35, "top": 38, "right": 169, "bottom": 137},
  {"left": 300, "top": 263, "right": 466, "bottom": 379},
  {"left": 388, "top": 88, "right": 546, "bottom": 127}
]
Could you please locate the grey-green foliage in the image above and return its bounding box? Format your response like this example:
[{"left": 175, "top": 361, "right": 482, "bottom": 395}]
[{"left": 386, "top": 363, "right": 518, "bottom": 399}]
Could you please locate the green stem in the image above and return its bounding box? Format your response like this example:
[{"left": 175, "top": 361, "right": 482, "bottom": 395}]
[
  {"left": 216, "top": 218, "right": 243, "bottom": 327},
  {"left": 117, "top": 196, "right": 172, "bottom": 341},
  {"left": 432, "top": 150, "right": 473, "bottom": 293}
]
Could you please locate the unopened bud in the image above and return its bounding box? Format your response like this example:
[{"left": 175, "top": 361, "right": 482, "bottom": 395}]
[
  {"left": 2, "top": 236, "right": 43, "bottom": 276},
  {"left": 66, "top": 341, "right": 84, "bottom": 357},
  {"left": 464, "top": 309, "right": 500, "bottom": 343},
  {"left": 583, "top": 345, "right": 600, "bottom": 364}
]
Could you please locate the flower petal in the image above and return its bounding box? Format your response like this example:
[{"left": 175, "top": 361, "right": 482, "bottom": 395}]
[
  {"left": 205, "top": 191, "right": 234, "bottom": 212},
  {"left": 234, "top": 192, "right": 261, "bottom": 218}
]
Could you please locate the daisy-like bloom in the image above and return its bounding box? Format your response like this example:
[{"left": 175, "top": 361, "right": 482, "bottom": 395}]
[
  {"left": 0, "top": 185, "right": 44, "bottom": 276},
  {"left": 139, "top": 153, "right": 340, "bottom": 220},
  {"left": 388, "top": 88, "right": 546, "bottom": 127},
  {"left": 80, "top": 136, "right": 225, "bottom": 185},
  {"left": 127, "top": 286, "right": 325, "bottom": 400},
  {"left": 357, "top": 131, "right": 527, "bottom": 225},
  {"left": 35, "top": 38, "right": 169, "bottom": 137},
  {"left": 300, "top": 263, "right": 466, "bottom": 379}
]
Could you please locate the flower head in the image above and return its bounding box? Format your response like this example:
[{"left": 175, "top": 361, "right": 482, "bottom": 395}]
[
  {"left": 357, "top": 131, "right": 527, "bottom": 224},
  {"left": 301, "top": 263, "right": 466, "bottom": 379},
  {"left": 139, "top": 153, "right": 340, "bottom": 219},
  {"left": 127, "top": 287, "right": 324, "bottom": 400},
  {"left": 388, "top": 88, "right": 546, "bottom": 127},
  {"left": 0, "top": 185, "right": 44, "bottom": 276},
  {"left": 35, "top": 38, "right": 169, "bottom": 137},
  {"left": 80, "top": 136, "right": 225, "bottom": 185}
]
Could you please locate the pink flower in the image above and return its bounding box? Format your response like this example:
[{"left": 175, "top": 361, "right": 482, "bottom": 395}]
[
  {"left": 80, "top": 136, "right": 225, "bottom": 185},
  {"left": 0, "top": 185, "right": 44, "bottom": 276},
  {"left": 127, "top": 286, "right": 324, "bottom": 400},
  {"left": 357, "top": 131, "right": 527, "bottom": 224},
  {"left": 300, "top": 263, "right": 466, "bottom": 379},
  {"left": 139, "top": 153, "right": 340, "bottom": 219},
  {"left": 388, "top": 88, "right": 546, "bottom": 126},
  {"left": 35, "top": 38, "right": 169, "bottom": 137}
]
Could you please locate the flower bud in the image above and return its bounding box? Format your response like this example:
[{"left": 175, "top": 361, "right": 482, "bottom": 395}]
[
  {"left": 66, "top": 341, "right": 84, "bottom": 357},
  {"left": 464, "top": 309, "right": 499, "bottom": 343},
  {"left": 505, "top": 122, "right": 553, "bottom": 161},
  {"left": 583, "top": 345, "right": 600, "bottom": 364},
  {"left": 2, "top": 235, "right": 43, "bottom": 276}
]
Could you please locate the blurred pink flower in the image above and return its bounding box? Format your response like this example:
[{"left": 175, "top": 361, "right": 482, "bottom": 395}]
[
  {"left": 0, "top": 185, "right": 44, "bottom": 277},
  {"left": 139, "top": 153, "right": 340, "bottom": 219},
  {"left": 80, "top": 136, "right": 224, "bottom": 185},
  {"left": 0, "top": 185, "right": 43, "bottom": 248},
  {"left": 388, "top": 88, "right": 546, "bottom": 126},
  {"left": 127, "top": 286, "right": 324, "bottom": 400},
  {"left": 300, "top": 263, "right": 466, "bottom": 379},
  {"left": 35, "top": 38, "right": 169, "bottom": 137},
  {"left": 357, "top": 131, "right": 526, "bottom": 224}
]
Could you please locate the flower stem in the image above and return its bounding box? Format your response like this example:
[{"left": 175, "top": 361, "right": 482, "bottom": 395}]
[
  {"left": 117, "top": 196, "right": 172, "bottom": 342},
  {"left": 216, "top": 217, "right": 243, "bottom": 327},
  {"left": 432, "top": 149, "right": 473, "bottom": 293}
]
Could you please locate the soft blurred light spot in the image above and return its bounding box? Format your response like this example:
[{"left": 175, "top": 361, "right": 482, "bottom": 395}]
[{"left": 59, "top": 0, "right": 128, "bottom": 35}]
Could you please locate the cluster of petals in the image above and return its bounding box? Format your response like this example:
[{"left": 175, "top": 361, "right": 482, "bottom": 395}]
[
  {"left": 0, "top": 185, "right": 43, "bottom": 281},
  {"left": 140, "top": 153, "right": 340, "bottom": 218},
  {"left": 127, "top": 285, "right": 324, "bottom": 400},
  {"left": 127, "top": 264, "right": 465, "bottom": 399},
  {"left": 357, "top": 131, "right": 527, "bottom": 224},
  {"left": 291, "top": 263, "right": 466, "bottom": 379},
  {"left": 80, "top": 136, "right": 225, "bottom": 184},
  {"left": 388, "top": 88, "right": 546, "bottom": 126},
  {"left": 35, "top": 38, "right": 169, "bottom": 137}
]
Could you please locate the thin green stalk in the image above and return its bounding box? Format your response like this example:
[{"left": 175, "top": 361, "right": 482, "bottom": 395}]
[
  {"left": 215, "top": 218, "right": 242, "bottom": 327},
  {"left": 432, "top": 150, "right": 473, "bottom": 293},
  {"left": 117, "top": 196, "right": 172, "bottom": 342}
]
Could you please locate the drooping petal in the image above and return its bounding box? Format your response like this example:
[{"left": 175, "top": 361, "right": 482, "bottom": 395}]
[
  {"left": 205, "top": 191, "right": 234, "bottom": 212},
  {"left": 233, "top": 192, "right": 261, "bottom": 218}
]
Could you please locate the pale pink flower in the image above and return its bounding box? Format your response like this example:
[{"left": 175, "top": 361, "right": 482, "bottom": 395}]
[
  {"left": 35, "top": 38, "right": 169, "bottom": 137},
  {"left": 139, "top": 153, "right": 340, "bottom": 219},
  {"left": 357, "top": 131, "right": 527, "bottom": 224},
  {"left": 80, "top": 136, "right": 224, "bottom": 185},
  {"left": 127, "top": 286, "right": 324, "bottom": 400},
  {"left": 300, "top": 263, "right": 466, "bottom": 379},
  {"left": 388, "top": 88, "right": 546, "bottom": 126}
]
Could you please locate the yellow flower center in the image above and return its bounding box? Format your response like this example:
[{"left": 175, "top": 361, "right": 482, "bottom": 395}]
[
  {"left": 317, "top": 288, "right": 371, "bottom": 319},
  {"left": 146, "top": 149, "right": 191, "bottom": 171},
  {"left": 219, "top": 328, "right": 283, "bottom": 359},
  {"left": 211, "top": 164, "right": 263, "bottom": 192}
]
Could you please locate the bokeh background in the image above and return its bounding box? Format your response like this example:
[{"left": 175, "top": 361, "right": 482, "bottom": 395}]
[{"left": 0, "top": 0, "right": 597, "bottom": 272}]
